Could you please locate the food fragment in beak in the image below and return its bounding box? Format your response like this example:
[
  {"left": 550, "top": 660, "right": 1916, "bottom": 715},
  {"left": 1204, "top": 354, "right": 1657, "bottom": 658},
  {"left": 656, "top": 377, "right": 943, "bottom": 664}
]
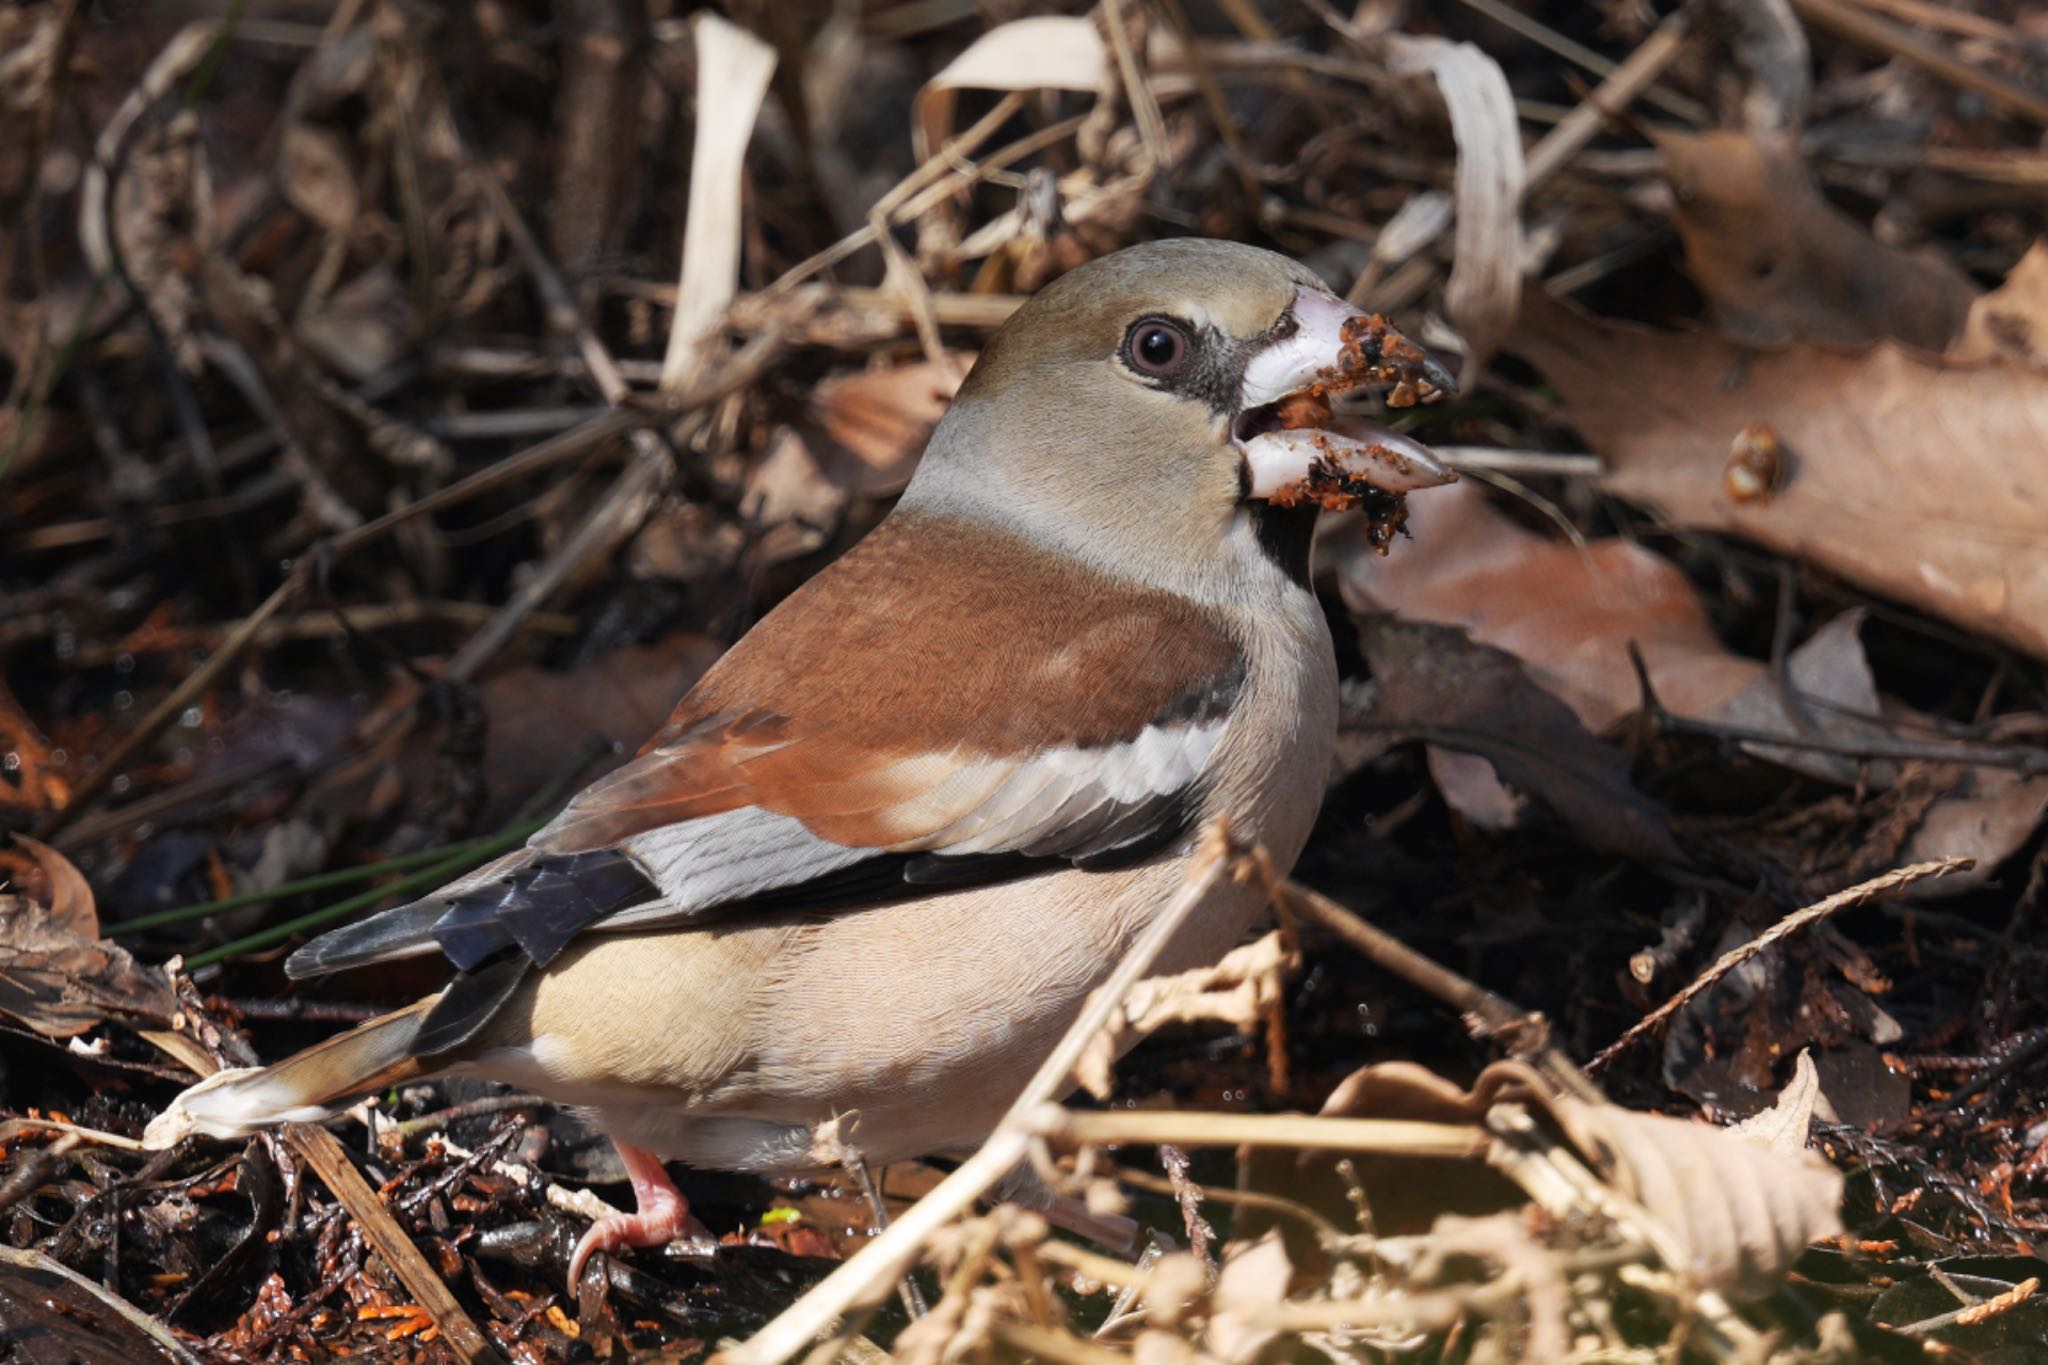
[
  {"left": 1336, "top": 312, "right": 1455, "bottom": 409},
  {"left": 1236, "top": 306, "right": 1457, "bottom": 552}
]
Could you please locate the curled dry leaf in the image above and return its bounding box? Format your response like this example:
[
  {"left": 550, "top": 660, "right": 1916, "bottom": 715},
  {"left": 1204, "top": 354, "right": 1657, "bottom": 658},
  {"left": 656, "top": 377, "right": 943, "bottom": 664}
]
[
  {"left": 912, "top": 17, "right": 1188, "bottom": 162},
  {"left": 662, "top": 12, "right": 778, "bottom": 395},
  {"left": 744, "top": 356, "right": 969, "bottom": 566},
  {"left": 803, "top": 355, "right": 967, "bottom": 495},
  {"left": 1319, "top": 1059, "right": 1843, "bottom": 1301},
  {"left": 1541, "top": 1091, "right": 1843, "bottom": 1301},
  {"left": 479, "top": 632, "right": 723, "bottom": 823},
  {"left": 1339, "top": 482, "right": 1759, "bottom": 732},
  {"left": 1205, "top": 1230, "right": 1294, "bottom": 1363},
  {"left": 10, "top": 835, "right": 96, "bottom": 938},
  {"left": 277, "top": 122, "right": 358, "bottom": 236},
  {"left": 1348, "top": 616, "right": 1677, "bottom": 861},
  {"left": 1075, "top": 931, "right": 1295, "bottom": 1101},
  {"left": 1951, "top": 239, "right": 2048, "bottom": 370},
  {"left": 1729, "top": 1048, "right": 1827, "bottom": 1157},
  {"left": 1385, "top": 37, "right": 1524, "bottom": 385},
  {"left": 1656, "top": 128, "right": 1978, "bottom": 351},
  {"left": 0, "top": 840, "right": 177, "bottom": 1039},
  {"left": 1341, "top": 494, "right": 2048, "bottom": 882},
  {"left": 1513, "top": 288, "right": 2048, "bottom": 661}
]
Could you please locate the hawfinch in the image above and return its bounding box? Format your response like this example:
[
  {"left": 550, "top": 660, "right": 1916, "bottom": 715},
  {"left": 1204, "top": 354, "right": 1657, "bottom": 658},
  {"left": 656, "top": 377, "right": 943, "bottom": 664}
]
[{"left": 151, "top": 238, "right": 1455, "bottom": 1280}]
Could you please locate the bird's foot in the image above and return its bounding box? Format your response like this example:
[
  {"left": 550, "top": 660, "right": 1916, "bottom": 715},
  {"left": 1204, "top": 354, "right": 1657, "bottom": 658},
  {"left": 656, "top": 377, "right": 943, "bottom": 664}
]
[{"left": 568, "top": 1140, "right": 713, "bottom": 1287}]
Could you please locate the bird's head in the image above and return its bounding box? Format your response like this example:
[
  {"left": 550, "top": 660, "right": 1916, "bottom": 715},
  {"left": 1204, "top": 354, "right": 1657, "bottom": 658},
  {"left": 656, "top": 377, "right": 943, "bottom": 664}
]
[{"left": 903, "top": 237, "right": 1456, "bottom": 591}]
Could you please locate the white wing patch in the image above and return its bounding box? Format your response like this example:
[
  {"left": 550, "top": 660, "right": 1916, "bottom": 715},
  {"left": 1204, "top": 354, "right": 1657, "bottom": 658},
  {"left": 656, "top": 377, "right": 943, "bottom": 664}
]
[
  {"left": 617, "top": 807, "right": 873, "bottom": 920},
  {"left": 922, "top": 717, "right": 1224, "bottom": 853}
]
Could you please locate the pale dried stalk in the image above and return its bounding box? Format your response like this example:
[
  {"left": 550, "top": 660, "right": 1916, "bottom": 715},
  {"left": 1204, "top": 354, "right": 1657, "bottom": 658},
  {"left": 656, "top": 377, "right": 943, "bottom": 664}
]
[
  {"left": 660, "top": 13, "right": 777, "bottom": 394},
  {"left": 1031, "top": 1108, "right": 1489, "bottom": 1158},
  {"left": 1523, "top": 9, "right": 1693, "bottom": 189}
]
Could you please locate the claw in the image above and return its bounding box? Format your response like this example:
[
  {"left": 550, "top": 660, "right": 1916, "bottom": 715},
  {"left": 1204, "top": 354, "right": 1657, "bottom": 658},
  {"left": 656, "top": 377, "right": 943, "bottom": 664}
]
[{"left": 567, "top": 1140, "right": 712, "bottom": 1289}]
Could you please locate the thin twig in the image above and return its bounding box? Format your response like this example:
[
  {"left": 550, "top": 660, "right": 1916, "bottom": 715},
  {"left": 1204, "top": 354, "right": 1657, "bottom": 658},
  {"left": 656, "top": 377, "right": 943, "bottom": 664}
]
[
  {"left": 1523, "top": 6, "right": 1694, "bottom": 188},
  {"left": 1272, "top": 879, "right": 1602, "bottom": 1103},
  {"left": 1588, "top": 857, "right": 1976, "bottom": 1073},
  {"left": 1791, "top": 0, "right": 2048, "bottom": 126}
]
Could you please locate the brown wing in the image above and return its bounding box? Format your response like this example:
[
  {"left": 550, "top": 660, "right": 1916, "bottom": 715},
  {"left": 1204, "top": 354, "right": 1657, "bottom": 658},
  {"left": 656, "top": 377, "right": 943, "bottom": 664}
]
[{"left": 532, "top": 511, "right": 1247, "bottom": 856}]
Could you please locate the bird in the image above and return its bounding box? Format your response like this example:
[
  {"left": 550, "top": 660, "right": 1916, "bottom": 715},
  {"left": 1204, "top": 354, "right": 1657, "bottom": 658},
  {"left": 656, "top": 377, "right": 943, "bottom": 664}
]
[{"left": 149, "top": 237, "right": 1456, "bottom": 1283}]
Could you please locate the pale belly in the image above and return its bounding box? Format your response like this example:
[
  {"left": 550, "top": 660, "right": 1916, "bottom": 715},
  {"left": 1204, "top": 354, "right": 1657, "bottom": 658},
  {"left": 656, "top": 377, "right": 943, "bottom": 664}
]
[{"left": 466, "top": 857, "right": 1275, "bottom": 1171}]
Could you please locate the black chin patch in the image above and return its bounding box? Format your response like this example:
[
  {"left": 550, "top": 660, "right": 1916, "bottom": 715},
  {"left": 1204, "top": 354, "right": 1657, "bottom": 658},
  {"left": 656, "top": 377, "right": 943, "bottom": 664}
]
[{"left": 1249, "top": 502, "right": 1318, "bottom": 586}]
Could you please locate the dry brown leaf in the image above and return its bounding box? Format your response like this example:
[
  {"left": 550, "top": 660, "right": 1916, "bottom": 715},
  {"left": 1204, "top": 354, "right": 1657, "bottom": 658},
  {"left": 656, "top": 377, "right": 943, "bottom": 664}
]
[
  {"left": 1729, "top": 1048, "right": 1826, "bottom": 1156},
  {"left": 1513, "top": 288, "right": 2048, "bottom": 661},
  {"left": 1320, "top": 1059, "right": 1843, "bottom": 1301},
  {"left": 1900, "top": 766, "right": 2048, "bottom": 881},
  {"left": 1656, "top": 128, "right": 1977, "bottom": 350},
  {"left": 297, "top": 265, "right": 413, "bottom": 382},
  {"left": 1543, "top": 1094, "right": 1843, "bottom": 1300},
  {"left": 1337, "top": 489, "right": 2048, "bottom": 877},
  {"left": 1338, "top": 482, "right": 1759, "bottom": 732},
  {"left": 1206, "top": 1230, "right": 1293, "bottom": 1363},
  {"left": 1951, "top": 239, "right": 2048, "bottom": 369},
  {"left": 479, "top": 633, "right": 721, "bottom": 822},
  {"left": 0, "top": 842, "right": 177, "bottom": 1038},
  {"left": 1076, "top": 932, "right": 1294, "bottom": 1100},
  {"left": 913, "top": 18, "right": 1189, "bottom": 161},
  {"left": 803, "top": 355, "right": 967, "bottom": 495},
  {"left": 1349, "top": 616, "right": 1677, "bottom": 860},
  {"left": 277, "top": 121, "right": 358, "bottom": 235},
  {"left": 10, "top": 835, "right": 96, "bottom": 938},
  {"left": 742, "top": 356, "right": 968, "bottom": 566}
]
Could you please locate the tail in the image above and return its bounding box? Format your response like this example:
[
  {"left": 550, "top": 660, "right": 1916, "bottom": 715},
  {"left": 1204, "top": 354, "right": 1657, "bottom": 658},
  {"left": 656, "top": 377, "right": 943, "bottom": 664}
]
[{"left": 146, "top": 998, "right": 435, "bottom": 1148}]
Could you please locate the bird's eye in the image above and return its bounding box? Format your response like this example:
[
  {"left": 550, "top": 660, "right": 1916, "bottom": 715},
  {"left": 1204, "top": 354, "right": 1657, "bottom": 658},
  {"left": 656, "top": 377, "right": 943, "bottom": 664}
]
[{"left": 1124, "top": 319, "right": 1191, "bottom": 378}]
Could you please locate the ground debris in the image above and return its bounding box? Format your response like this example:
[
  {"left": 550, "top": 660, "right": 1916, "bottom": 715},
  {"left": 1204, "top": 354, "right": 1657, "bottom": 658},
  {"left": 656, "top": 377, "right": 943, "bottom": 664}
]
[{"left": 4, "top": 0, "right": 2046, "bottom": 1360}]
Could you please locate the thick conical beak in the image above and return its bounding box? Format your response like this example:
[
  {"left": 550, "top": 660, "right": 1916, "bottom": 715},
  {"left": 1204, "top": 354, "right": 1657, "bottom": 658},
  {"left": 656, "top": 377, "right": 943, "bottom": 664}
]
[{"left": 1232, "top": 288, "right": 1457, "bottom": 507}]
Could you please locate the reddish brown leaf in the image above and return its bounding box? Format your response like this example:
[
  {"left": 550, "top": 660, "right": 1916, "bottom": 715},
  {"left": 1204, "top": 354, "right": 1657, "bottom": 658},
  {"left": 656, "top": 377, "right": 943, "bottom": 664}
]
[
  {"left": 1657, "top": 127, "right": 1977, "bottom": 351},
  {"left": 1513, "top": 289, "right": 2048, "bottom": 661}
]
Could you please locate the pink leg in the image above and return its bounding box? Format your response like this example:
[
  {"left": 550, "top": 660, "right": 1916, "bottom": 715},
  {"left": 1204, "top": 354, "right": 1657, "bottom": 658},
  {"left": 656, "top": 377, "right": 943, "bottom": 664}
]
[{"left": 568, "top": 1141, "right": 712, "bottom": 1286}]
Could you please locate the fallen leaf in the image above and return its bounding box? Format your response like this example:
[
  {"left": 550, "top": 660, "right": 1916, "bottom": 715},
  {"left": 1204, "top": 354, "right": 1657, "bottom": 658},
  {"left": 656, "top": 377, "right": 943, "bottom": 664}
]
[
  {"left": 1338, "top": 482, "right": 1759, "bottom": 732},
  {"left": 1348, "top": 616, "right": 1677, "bottom": 860},
  {"left": 1951, "top": 239, "right": 2048, "bottom": 370},
  {"left": 1544, "top": 1089, "right": 1843, "bottom": 1300},
  {"left": 1319, "top": 1059, "right": 1843, "bottom": 1301},
  {"left": 0, "top": 842, "right": 177, "bottom": 1038},
  {"left": 913, "top": 18, "right": 1188, "bottom": 161},
  {"left": 802, "top": 355, "right": 967, "bottom": 495},
  {"left": 1710, "top": 609, "right": 1893, "bottom": 785},
  {"left": 479, "top": 633, "right": 722, "bottom": 822},
  {"left": 297, "top": 265, "right": 413, "bottom": 382},
  {"left": 1337, "top": 490, "right": 2048, "bottom": 882},
  {"left": 1729, "top": 1048, "right": 1825, "bottom": 1156},
  {"left": 1899, "top": 766, "right": 2048, "bottom": 883},
  {"left": 1656, "top": 128, "right": 1977, "bottom": 351},
  {"left": 277, "top": 121, "right": 357, "bottom": 235},
  {"left": 663, "top": 12, "right": 777, "bottom": 394},
  {"left": 1206, "top": 1230, "right": 1293, "bottom": 1363},
  {"left": 1513, "top": 288, "right": 2048, "bottom": 661},
  {"left": 10, "top": 835, "right": 96, "bottom": 938},
  {"left": 1076, "top": 932, "right": 1294, "bottom": 1100}
]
